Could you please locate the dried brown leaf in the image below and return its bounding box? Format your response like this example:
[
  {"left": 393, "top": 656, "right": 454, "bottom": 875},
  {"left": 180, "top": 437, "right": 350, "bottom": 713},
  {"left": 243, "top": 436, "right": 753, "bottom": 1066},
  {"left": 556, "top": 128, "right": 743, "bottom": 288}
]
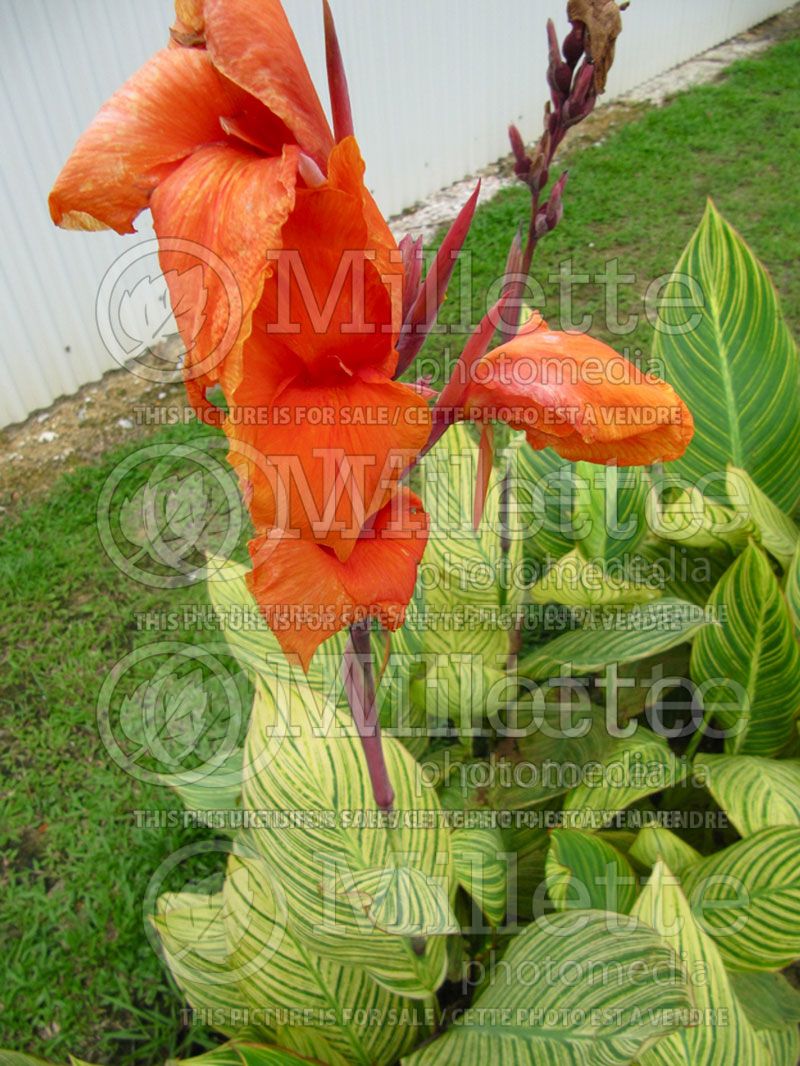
[{"left": 567, "top": 0, "right": 624, "bottom": 92}]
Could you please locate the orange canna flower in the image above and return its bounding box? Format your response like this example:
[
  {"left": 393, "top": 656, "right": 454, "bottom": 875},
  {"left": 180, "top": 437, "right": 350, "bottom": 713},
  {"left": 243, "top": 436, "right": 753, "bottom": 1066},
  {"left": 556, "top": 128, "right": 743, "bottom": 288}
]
[
  {"left": 453, "top": 313, "right": 694, "bottom": 465},
  {"left": 49, "top": 0, "right": 339, "bottom": 415},
  {"left": 226, "top": 138, "right": 430, "bottom": 563},
  {"left": 254, "top": 136, "right": 405, "bottom": 378},
  {"left": 246, "top": 488, "right": 429, "bottom": 670},
  {"left": 49, "top": 0, "right": 429, "bottom": 666}
]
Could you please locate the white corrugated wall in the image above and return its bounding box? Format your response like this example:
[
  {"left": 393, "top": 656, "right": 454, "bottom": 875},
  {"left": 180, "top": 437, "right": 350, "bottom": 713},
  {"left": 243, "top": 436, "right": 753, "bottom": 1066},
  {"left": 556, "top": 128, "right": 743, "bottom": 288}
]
[{"left": 0, "top": 0, "right": 790, "bottom": 428}]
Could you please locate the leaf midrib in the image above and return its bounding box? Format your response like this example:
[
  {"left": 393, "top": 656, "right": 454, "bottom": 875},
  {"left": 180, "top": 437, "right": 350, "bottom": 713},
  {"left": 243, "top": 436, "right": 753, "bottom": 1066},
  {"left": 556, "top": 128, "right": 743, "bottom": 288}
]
[{"left": 704, "top": 237, "right": 744, "bottom": 469}]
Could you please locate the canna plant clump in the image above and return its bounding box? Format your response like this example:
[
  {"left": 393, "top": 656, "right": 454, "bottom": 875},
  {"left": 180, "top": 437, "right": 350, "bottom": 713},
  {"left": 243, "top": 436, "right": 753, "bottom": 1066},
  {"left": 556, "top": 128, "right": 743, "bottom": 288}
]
[{"left": 10, "top": 0, "right": 800, "bottom": 1064}]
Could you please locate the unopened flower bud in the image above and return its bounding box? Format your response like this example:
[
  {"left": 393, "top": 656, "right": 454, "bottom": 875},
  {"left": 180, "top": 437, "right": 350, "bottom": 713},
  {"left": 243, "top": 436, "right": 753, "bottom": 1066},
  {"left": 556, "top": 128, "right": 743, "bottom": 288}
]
[
  {"left": 508, "top": 124, "right": 532, "bottom": 181},
  {"left": 563, "top": 61, "right": 596, "bottom": 126},
  {"left": 570, "top": 61, "right": 596, "bottom": 108},
  {"left": 562, "top": 23, "right": 585, "bottom": 69},
  {"left": 534, "top": 208, "right": 550, "bottom": 239},
  {"left": 529, "top": 131, "right": 551, "bottom": 191},
  {"left": 545, "top": 171, "right": 568, "bottom": 230},
  {"left": 546, "top": 20, "right": 562, "bottom": 73},
  {"left": 546, "top": 19, "right": 573, "bottom": 104}
]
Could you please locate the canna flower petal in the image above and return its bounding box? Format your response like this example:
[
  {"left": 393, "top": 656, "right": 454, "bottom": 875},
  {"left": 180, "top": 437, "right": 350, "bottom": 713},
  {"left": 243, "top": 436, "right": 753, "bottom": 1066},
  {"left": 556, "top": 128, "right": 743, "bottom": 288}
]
[
  {"left": 227, "top": 363, "right": 430, "bottom": 563},
  {"left": 256, "top": 137, "right": 403, "bottom": 378},
  {"left": 202, "top": 0, "right": 333, "bottom": 165},
  {"left": 246, "top": 488, "right": 429, "bottom": 670},
  {"left": 49, "top": 48, "right": 261, "bottom": 234},
  {"left": 149, "top": 142, "right": 300, "bottom": 414},
  {"left": 462, "top": 321, "right": 694, "bottom": 465}
]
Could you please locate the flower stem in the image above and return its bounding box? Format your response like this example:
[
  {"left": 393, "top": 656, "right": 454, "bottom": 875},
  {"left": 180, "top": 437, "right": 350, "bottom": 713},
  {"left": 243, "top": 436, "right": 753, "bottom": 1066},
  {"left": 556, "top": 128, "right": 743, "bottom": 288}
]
[{"left": 345, "top": 623, "right": 395, "bottom": 811}]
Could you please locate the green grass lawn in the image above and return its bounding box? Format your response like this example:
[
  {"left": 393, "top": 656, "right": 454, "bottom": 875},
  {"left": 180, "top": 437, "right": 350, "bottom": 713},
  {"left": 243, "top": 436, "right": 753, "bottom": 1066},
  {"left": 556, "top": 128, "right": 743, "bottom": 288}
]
[{"left": 1, "top": 35, "right": 799, "bottom": 1065}]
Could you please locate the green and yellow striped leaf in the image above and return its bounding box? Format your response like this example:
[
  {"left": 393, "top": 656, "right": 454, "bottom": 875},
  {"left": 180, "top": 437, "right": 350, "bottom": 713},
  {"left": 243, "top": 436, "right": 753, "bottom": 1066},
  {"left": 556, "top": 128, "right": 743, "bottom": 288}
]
[
  {"left": 646, "top": 485, "right": 752, "bottom": 554},
  {"left": 403, "top": 910, "right": 690, "bottom": 1065},
  {"left": 152, "top": 891, "right": 255, "bottom": 1039},
  {"left": 419, "top": 423, "right": 524, "bottom": 610},
  {"left": 178, "top": 1042, "right": 324, "bottom": 1066},
  {"left": 450, "top": 827, "right": 508, "bottom": 927},
  {"left": 628, "top": 825, "right": 702, "bottom": 877},
  {"left": 755, "top": 1028, "right": 800, "bottom": 1066},
  {"left": 241, "top": 681, "right": 457, "bottom": 999},
  {"left": 206, "top": 559, "right": 348, "bottom": 709},
  {"left": 490, "top": 696, "right": 615, "bottom": 811},
  {"left": 0, "top": 1049, "right": 321, "bottom": 1066},
  {"left": 730, "top": 972, "right": 800, "bottom": 1031},
  {"left": 572, "top": 462, "right": 649, "bottom": 564},
  {"left": 632, "top": 862, "right": 773, "bottom": 1065},
  {"left": 784, "top": 543, "right": 800, "bottom": 638},
  {"left": 410, "top": 425, "right": 521, "bottom": 727},
  {"left": 726, "top": 466, "right": 800, "bottom": 570},
  {"left": 529, "top": 549, "right": 660, "bottom": 607},
  {"left": 561, "top": 731, "right": 689, "bottom": 830},
  {"left": 682, "top": 826, "right": 800, "bottom": 971},
  {"left": 689, "top": 543, "right": 800, "bottom": 755},
  {"left": 222, "top": 851, "right": 432, "bottom": 1065},
  {"left": 628, "top": 542, "right": 728, "bottom": 606},
  {"left": 546, "top": 829, "right": 638, "bottom": 913},
  {"left": 729, "top": 973, "right": 800, "bottom": 1065},
  {"left": 695, "top": 754, "right": 800, "bottom": 836},
  {"left": 515, "top": 445, "right": 576, "bottom": 562},
  {"left": 521, "top": 598, "right": 707, "bottom": 679},
  {"left": 166, "top": 749, "right": 243, "bottom": 828},
  {"left": 652, "top": 199, "right": 800, "bottom": 511}
]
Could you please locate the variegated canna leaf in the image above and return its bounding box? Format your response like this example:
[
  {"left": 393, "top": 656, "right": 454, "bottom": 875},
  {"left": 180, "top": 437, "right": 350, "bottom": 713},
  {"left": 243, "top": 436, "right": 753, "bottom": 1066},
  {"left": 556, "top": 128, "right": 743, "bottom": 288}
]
[
  {"left": 403, "top": 910, "right": 690, "bottom": 1065},
  {"left": 633, "top": 862, "right": 776, "bottom": 1065},
  {"left": 652, "top": 200, "right": 800, "bottom": 512},
  {"left": 689, "top": 543, "right": 800, "bottom": 756},
  {"left": 450, "top": 826, "right": 508, "bottom": 927},
  {"left": 151, "top": 890, "right": 256, "bottom": 1039},
  {"left": 528, "top": 549, "right": 660, "bottom": 607},
  {"left": 515, "top": 444, "right": 576, "bottom": 562},
  {"left": 681, "top": 827, "right": 800, "bottom": 972},
  {"left": 695, "top": 753, "right": 800, "bottom": 836},
  {"left": 410, "top": 425, "right": 523, "bottom": 727},
  {"left": 240, "top": 679, "right": 458, "bottom": 999},
  {"left": 786, "top": 543, "right": 800, "bottom": 637},
  {"left": 571, "top": 462, "right": 649, "bottom": 564},
  {"left": 521, "top": 598, "right": 707, "bottom": 679},
  {"left": 726, "top": 466, "right": 800, "bottom": 569},
  {"left": 646, "top": 485, "right": 752, "bottom": 554},
  {"left": 560, "top": 730, "right": 689, "bottom": 830},
  {"left": 223, "top": 850, "right": 433, "bottom": 1065},
  {"left": 546, "top": 829, "right": 638, "bottom": 913},
  {"left": 627, "top": 825, "right": 702, "bottom": 876}
]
